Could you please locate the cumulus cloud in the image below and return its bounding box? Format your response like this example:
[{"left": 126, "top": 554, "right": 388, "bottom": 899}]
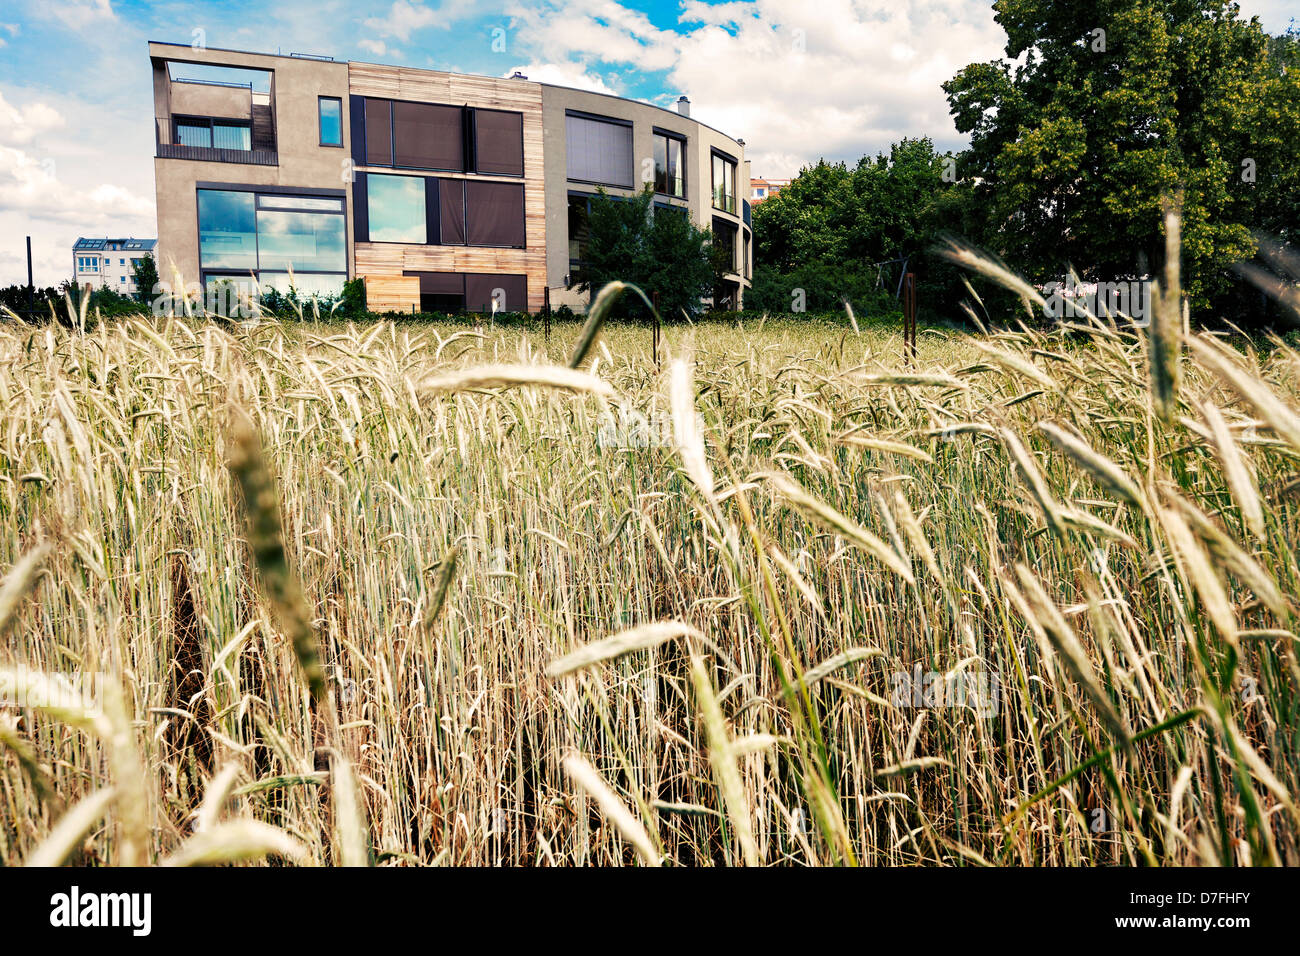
[
  {"left": 497, "top": 0, "right": 1005, "bottom": 177},
  {"left": 358, "top": 38, "right": 400, "bottom": 58},
  {"left": 503, "top": 62, "right": 618, "bottom": 95},
  {"left": 506, "top": 0, "right": 679, "bottom": 73},
  {"left": 0, "top": 92, "right": 65, "bottom": 146},
  {"left": 47, "top": 0, "right": 116, "bottom": 31},
  {"left": 0, "top": 145, "right": 151, "bottom": 223},
  {"left": 363, "top": 0, "right": 450, "bottom": 41}
]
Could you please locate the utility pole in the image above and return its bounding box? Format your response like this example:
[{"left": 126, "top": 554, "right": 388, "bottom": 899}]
[{"left": 26, "top": 236, "right": 34, "bottom": 313}]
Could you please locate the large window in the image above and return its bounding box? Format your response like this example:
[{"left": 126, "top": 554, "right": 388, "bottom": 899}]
[
  {"left": 359, "top": 98, "right": 524, "bottom": 176},
  {"left": 197, "top": 187, "right": 346, "bottom": 295},
  {"left": 566, "top": 113, "right": 633, "bottom": 188},
  {"left": 198, "top": 189, "right": 257, "bottom": 270},
  {"left": 366, "top": 174, "right": 427, "bottom": 243},
  {"left": 256, "top": 208, "right": 346, "bottom": 272},
  {"left": 358, "top": 173, "right": 523, "bottom": 249},
  {"left": 653, "top": 131, "right": 685, "bottom": 197},
  {"left": 319, "top": 97, "right": 343, "bottom": 147},
  {"left": 712, "top": 152, "right": 737, "bottom": 214}
]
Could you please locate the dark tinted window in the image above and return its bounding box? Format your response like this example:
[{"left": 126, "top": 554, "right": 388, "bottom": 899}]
[
  {"left": 365, "top": 98, "right": 392, "bottom": 166},
  {"left": 474, "top": 110, "right": 523, "bottom": 176},
  {"left": 440, "top": 179, "right": 465, "bottom": 244},
  {"left": 466, "top": 273, "right": 526, "bottom": 312},
  {"left": 393, "top": 101, "right": 464, "bottom": 170},
  {"left": 466, "top": 181, "right": 524, "bottom": 247},
  {"left": 654, "top": 133, "right": 685, "bottom": 197},
  {"left": 567, "top": 194, "right": 590, "bottom": 266},
  {"left": 408, "top": 271, "right": 465, "bottom": 312}
]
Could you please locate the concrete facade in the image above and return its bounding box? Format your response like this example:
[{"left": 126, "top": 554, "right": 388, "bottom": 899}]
[
  {"left": 150, "top": 43, "right": 351, "bottom": 293},
  {"left": 539, "top": 84, "right": 751, "bottom": 311},
  {"left": 149, "top": 41, "right": 750, "bottom": 312}
]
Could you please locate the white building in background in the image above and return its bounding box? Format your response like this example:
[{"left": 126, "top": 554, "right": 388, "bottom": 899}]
[{"left": 73, "top": 238, "right": 158, "bottom": 296}]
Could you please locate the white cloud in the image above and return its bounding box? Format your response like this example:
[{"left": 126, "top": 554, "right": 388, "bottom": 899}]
[
  {"left": 0, "top": 92, "right": 64, "bottom": 145},
  {"left": 364, "top": 1, "right": 444, "bottom": 41},
  {"left": 0, "top": 145, "right": 151, "bottom": 223},
  {"left": 0, "top": 141, "right": 154, "bottom": 287},
  {"left": 358, "top": 38, "right": 395, "bottom": 57},
  {"left": 504, "top": 0, "right": 1005, "bottom": 178},
  {"left": 47, "top": 0, "right": 116, "bottom": 32},
  {"left": 504, "top": 62, "right": 618, "bottom": 95},
  {"left": 506, "top": 0, "right": 679, "bottom": 73}
]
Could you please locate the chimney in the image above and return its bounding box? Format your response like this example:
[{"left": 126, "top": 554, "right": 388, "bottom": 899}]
[{"left": 676, "top": 95, "right": 690, "bottom": 117}]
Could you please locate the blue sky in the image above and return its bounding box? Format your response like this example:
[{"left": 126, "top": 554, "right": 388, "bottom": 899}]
[{"left": 0, "top": 0, "right": 1295, "bottom": 285}]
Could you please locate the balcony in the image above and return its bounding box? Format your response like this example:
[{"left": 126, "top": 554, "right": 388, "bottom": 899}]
[{"left": 155, "top": 77, "right": 277, "bottom": 166}]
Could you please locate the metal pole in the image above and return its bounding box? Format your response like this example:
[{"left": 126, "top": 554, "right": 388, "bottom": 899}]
[
  {"left": 903, "top": 272, "right": 917, "bottom": 365},
  {"left": 651, "top": 290, "right": 661, "bottom": 369},
  {"left": 543, "top": 285, "right": 551, "bottom": 343}
]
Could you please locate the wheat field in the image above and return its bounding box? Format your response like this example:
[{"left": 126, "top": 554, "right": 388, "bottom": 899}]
[{"left": 0, "top": 289, "right": 1298, "bottom": 866}]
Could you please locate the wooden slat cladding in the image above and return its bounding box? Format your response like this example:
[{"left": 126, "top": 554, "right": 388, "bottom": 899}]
[
  {"left": 357, "top": 245, "right": 538, "bottom": 274},
  {"left": 363, "top": 274, "right": 420, "bottom": 312},
  {"left": 349, "top": 62, "right": 547, "bottom": 311},
  {"left": 349, "top": 63, "right": 542, "bottom": 112}
]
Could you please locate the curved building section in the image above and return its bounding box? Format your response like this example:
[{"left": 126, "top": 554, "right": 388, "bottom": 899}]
[
  {"left": 540, "top": 85, "right": 751, "bottom": 311},
  {"left": 148, "top": 41, "right": 750, "bottom": 314}
]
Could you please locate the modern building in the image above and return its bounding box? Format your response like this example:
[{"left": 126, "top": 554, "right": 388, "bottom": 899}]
[
  {"left": 750, "top": 177, "right": 790, "bottom": 203},
  {"left": 148, "top": 42, "right": 752, "bottom": 313},
  {"left": 73, "top": 238, "right": 157, "bottom": 296}
]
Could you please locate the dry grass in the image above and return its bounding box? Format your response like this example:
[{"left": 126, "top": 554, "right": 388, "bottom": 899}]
[{"left": 0, "top": 304, "right": 1298, "bottom": 866}]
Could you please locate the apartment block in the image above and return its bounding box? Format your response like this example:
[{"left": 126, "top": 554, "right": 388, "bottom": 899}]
[
  {"left": 73, "top": 237, "right": 157, "bottom": 296},
  {"left": 750, "top": 176, "right": 790, "bottom": 203},
  {"left": 149, "top": 42, "right": 751, "bottom": 313}
]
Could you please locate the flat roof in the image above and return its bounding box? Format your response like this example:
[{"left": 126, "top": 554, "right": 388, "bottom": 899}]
[{"left": 149, "top": 39, "right": 745, "bottom": 146}]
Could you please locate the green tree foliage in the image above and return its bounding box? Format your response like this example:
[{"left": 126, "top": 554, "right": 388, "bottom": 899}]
[
  {"left": 574, "top": 186, "right": 714, "bottom": 321},
  {"left": 943, "top": 1, "right": 1300, "bottom": 318},
  {"left": 750, "top": 138, "right": 974, "bottom": 319},
  {"left": 341, "top": 278, "right": 367, "bottom": 316},
  {"left": 130, "top": 254, "right": 160, "bottom": 304}
]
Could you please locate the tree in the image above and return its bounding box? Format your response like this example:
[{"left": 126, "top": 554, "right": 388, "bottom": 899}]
[
  {"left": 750, "top": 139, "right": 974, "bottom": 318},
  {"left": 943, "top": 1, "right": 1300, "bottom": 319},
  {"left": 131, "top": 254, "right": 160, "bottom": 304},
  {"left": 574, "top": 186, "right": 714, "bottom": 321}
]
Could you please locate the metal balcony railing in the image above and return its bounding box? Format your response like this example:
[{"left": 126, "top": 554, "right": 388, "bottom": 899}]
[
  {"left": 155, "top": 116, "right": 277, "bottom": 166},
  {"left": 171, "top": 77, "right": 254, "bottom": 89}
]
